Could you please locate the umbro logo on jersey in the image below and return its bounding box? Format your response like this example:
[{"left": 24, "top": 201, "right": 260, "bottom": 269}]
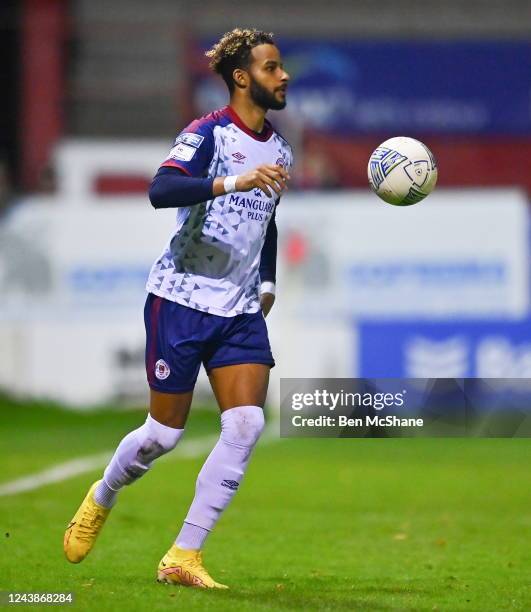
[
  {"left": 232, "top": 152, "right": 246, "bottom": 163},
  {"left": 221, "top": 479, "right": 239, "bottom": 490}
]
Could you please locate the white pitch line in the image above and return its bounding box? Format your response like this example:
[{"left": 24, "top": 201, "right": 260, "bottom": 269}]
[
  {"left": 0, "top": 451, "right": 114, "bottom": 497},
  {"left": 0, "top": 423, "right": 278, "bottom": 498}
]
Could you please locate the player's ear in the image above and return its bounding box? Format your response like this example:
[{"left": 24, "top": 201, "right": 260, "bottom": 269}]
[{"left": 232, "top": 68, "right": 248, "bottom": 89}]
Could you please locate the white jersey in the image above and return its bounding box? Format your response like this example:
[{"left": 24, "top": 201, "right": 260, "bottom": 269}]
[{"left": 146, "top": 106, "right": 293, "bottom": 317}]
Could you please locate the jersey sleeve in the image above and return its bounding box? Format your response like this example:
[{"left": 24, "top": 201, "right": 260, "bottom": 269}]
[
  {"left": 285, "top": 144, "right": 294, "bottom": 173},
  {"left": 160, "top": 119, "right": 215, "bottom": 178},
  {"left": 259, "top": 206, "right": 278, "bottom": 284}
]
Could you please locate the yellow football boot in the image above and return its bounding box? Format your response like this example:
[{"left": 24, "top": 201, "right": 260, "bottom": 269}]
[
  {"left": 157, "top": 544, "right": 228, "bottom": 589},
  {"left": 63, "top": 480, "right": 111, "bottom": 563}
]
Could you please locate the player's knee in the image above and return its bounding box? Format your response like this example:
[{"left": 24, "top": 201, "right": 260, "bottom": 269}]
[
  {"left": 127, "top": 416, "right": 183, "bottom": 480},
  {"left": 221, "top": 405, "right": 265, "bottom": 448},
  {"left": 123, "top": 418, "right": 182, "bottom": 482},
  {"left": 104, "top": 415, "right": 184, "bottom": 488},
  {"left": 140, "top": 414, "right": 183, "bottom": 457}
]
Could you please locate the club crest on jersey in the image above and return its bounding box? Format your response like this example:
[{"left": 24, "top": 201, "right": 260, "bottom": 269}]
[
  {"left": 155, "top": 359, "right": 170, "bottom": 380},
  {"left": 175, "top": 133, "right": 204, "bottom": 148}
]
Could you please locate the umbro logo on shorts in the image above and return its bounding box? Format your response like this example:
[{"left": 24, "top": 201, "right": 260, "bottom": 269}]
[
  {"left": 155, "top": 359, "right": 171, "bottom": 380},
  {"left": 221, "top": 479, "right": 239, "bottom": 490}
]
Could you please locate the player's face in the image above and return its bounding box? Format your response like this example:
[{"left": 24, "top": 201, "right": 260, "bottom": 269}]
[{"left": 247, "top": 44, "right": 290, "bottom": 110}]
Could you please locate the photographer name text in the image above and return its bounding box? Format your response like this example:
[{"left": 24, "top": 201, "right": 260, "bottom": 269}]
[{"left": 291, "top": 415, "right": 424, "bottom": 428}]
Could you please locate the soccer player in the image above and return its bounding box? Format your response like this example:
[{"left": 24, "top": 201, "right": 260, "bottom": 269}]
[{"left": 64, "top": 28, "right": 292, "bottom": 590}]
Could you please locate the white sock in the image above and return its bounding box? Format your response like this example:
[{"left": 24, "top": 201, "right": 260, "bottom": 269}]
[
  {"left": 176, "top": 522, "right": 210, "bottom": 550},
  {"left": 94, "top": 414, "right": 184, "bottom": 508},
  {"left": 177, "top": 405, "right": 265, "bottom": 548}
]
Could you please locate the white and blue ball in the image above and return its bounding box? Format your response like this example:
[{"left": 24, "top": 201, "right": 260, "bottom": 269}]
[{"left": 368, "top": 137, "right": 438, "bottom": 205}]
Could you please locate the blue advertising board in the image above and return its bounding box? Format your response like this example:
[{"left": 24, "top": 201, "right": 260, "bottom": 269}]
[
  {"left": 196, "top": 40, "right": 531, "bottom": 135},
  {"left": 358, "top": 319, "right": 531, "bottom": 378}
]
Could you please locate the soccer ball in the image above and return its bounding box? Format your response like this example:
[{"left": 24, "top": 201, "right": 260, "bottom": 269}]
[{"left": 368, "top": 137, "right": 438, "bottom": 205}]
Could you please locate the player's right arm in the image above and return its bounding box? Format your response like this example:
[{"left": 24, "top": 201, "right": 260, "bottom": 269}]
[
  {"left": 150, "top": 164, "right": 290, "bottom": 209},
  {"left": 212, "top": 164, "right": 289, "bottom": 199},
  {"left": 149, "top": 122, "right": 289, "bottom": 209}
]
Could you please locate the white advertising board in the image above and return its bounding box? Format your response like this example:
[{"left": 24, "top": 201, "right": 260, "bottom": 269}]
[
  {"left": 0, "top": 186, "right": 528, "bottom": 405},
  {"left": 276, "top": 188, "right": 529, "bottom": 319},
  {"left": 0, "top": 197, "right": 176, "bottom": 404}
]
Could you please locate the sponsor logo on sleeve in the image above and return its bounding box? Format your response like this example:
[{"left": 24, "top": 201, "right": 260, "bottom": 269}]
[
  {"left": 169, "top": 143, "right": 197, "bottom": 162},
  {"left": 175, "top": 133, "right": 205, "bottom": 148}
]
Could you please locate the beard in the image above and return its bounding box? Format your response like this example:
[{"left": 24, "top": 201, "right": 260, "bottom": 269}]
[{"left": 249, "top": 77, "right": 286, "bottom": 111}]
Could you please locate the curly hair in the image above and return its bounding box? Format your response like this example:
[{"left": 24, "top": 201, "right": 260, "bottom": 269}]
[{"left": 205, "top": 28, "right": 275, "bottom": 92}]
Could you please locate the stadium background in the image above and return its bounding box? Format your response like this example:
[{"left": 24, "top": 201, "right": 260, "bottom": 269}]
[{"left": 0, "top": 2, "right": 530, "bottom": 610}]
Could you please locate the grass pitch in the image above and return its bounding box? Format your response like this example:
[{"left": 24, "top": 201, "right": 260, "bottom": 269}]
[{"left": 1, "top": 397, "right": 530, "bottom": 611}]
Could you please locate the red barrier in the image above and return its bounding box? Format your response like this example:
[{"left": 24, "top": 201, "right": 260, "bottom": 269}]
[
  {"left": 303, "top": 133, "right": 531, "bottom": 192},
  {"left": 20, "top": 0, "right": 66, "bottom": 190}
]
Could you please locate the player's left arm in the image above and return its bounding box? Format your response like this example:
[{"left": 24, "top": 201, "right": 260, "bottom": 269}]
[
  {"left": 259, "top": 205, "right": 278, "bottom": 317},
  {"left": 259, "top": 145, "right": 293, "bottom": 317}
]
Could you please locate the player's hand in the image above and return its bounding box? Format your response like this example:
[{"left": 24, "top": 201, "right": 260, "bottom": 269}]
[
  {"left": 236, "top": 164, "right": 290, "bottom": 198},
  {"left": 260, "top": 292, "right": 275, "bottom": 317}
]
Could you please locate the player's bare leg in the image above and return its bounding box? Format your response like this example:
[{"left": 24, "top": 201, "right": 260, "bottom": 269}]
[
  {"left": 148, "top": 389, "right": 193, "bottom": 428},
  {"left": 209, "top": 363, "right": 269, "bottom": 412},
  {"left": 158, "top": 364, "right": 269, "bottom": 589},
  {"left": 64, "top": 390, "right": 192, "bottom": 563}
]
